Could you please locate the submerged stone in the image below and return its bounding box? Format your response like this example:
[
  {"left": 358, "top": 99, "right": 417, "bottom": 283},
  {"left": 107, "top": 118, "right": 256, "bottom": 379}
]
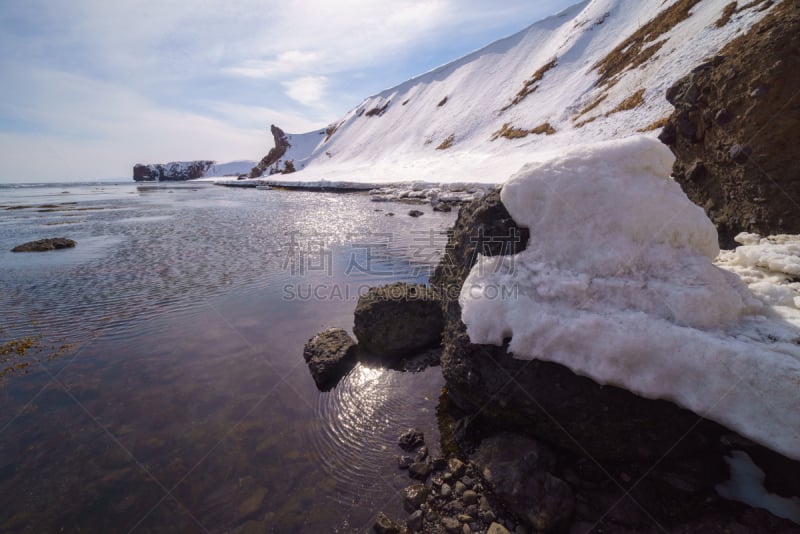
[{"left": 12, "top": 237, "right": 76, "bottom": 252}]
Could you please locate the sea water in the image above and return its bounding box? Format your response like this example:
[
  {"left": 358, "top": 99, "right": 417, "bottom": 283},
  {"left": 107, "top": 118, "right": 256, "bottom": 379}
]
[{"left": 0, "top": 181, "right": 456, "bottom": 532}]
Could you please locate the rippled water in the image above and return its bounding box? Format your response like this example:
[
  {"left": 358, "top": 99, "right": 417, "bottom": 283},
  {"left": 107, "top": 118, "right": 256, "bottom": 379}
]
[{"left": 0, "top": 182, "right": 456, "bottom": 532}]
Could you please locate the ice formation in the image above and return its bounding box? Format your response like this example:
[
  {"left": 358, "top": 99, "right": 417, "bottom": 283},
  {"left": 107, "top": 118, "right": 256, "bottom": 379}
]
[
  {"left": 460, "top": 135, "right": 800, "bottom": 460},
  {"left": 716, "top": 451, "right": 800, "bottom": 523}
]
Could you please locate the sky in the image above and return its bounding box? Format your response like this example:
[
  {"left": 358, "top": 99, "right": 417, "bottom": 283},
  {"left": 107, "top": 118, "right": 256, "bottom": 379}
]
[{"left": 0, "top": 0, "right": 572, "bottom": 182}]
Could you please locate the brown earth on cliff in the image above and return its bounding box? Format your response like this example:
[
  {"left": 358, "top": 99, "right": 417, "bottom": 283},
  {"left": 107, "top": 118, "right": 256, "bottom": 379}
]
[{"left": 660, "top": 0, "right": 800, "bottom": 248}]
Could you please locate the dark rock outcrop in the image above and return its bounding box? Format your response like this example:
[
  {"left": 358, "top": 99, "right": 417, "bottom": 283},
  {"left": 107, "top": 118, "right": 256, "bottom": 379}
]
[
  {"left": 133, "top": 161, "right": 214, "bottom": 182},
  {"left": 431, "top": 189, "right": 723, "bottom": 462},
  {"left": 12, "top": 237, "right": 76, "bottom": 252},
  {"left": 398, "top": 428, "right": 426, "bottom": 452},
  {"left": 353, "top": 283, "right": 443, "bottom": 362},
  {"left": 431, "top": 189, "right": 800, "bottom": 531},
  {"left": 660, "top": 1, "right": 800, "bottom": 248},
  {"left": 302, "top": 328, "right": 356, "bottom": 391},
  {"left": 249, "top": 125, "right": 292, "bottom": 178}
]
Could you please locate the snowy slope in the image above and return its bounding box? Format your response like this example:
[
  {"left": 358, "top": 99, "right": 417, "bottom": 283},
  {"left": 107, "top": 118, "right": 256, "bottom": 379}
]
[
  {"left": 205, "top": 160, "right": 256, "bottom": 177},
  {"left": 257, "top": 0, "right": 777, "bottom": 186}
]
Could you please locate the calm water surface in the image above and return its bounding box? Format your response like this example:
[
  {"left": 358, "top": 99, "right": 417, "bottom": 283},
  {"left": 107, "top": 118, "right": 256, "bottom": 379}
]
[{"left": 0, "top": 182, "right": 456, "bottom": 532}]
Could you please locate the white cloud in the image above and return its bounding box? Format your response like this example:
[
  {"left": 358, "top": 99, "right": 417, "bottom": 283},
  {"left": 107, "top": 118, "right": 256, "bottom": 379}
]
[
  {"left": 0, "top": 0, "right": 569, "bottom": 181},
  {"left": 282, "top": 76, "right": 329, "bottom": 107},
  {"left": 0, "top": 69, "right": 325, "bottom": 181},
  {"left": 206, "top": 101, "right": 331, "bottom": 133},
  {"left": 223, "top": 50, "right": 325, "bottom": 79}
]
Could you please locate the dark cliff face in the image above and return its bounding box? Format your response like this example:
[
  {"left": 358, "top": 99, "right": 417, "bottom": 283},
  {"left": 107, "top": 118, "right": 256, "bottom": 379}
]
[
  {"left": 132, "top": 161, "right": 214, "bottom": 182},
  {"left": 661, "top": 1, "right": 800, "bottom": 248},
  {"left": 249, "top": 125, "right": 291, "bottom": 178}
]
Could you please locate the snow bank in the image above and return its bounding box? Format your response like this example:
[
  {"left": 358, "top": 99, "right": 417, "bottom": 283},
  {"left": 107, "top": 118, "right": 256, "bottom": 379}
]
[
  {"left": 204, "top": 160, "right": 256, "bottom": 177},
  {"left": 460, "top": 135, "right": 800, "bottom": 460}
]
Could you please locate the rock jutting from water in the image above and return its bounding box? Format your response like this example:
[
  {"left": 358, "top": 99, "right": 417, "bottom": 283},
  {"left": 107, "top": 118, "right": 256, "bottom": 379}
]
[
  {"left": 302, "top": 328, "right": 357, "bottom": 391},
  {"left": 12, "top": 237, "right": 76, "bottom": 252},
  {"left": 353, "top": 283, "right": 443, "bottom": 364}
]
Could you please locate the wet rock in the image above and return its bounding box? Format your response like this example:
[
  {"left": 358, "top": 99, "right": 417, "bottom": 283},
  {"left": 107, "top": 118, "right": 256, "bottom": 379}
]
[
  {"left": 396, "top": 347, "right": 442, "bottom": 372},
  {"left": 407, "top": 509, "right": 424, "bottom": 532},
  {"left": 473, "top": 434, "right": 573, "bottom": 531},
  {"left": 373, "top": 512, "right": 402, "bottom": 534},
  {"left": 409, "top": 462, "right": 432, "bottom": 481},
  {"left": 398, "top": 428, "right": 425, "bottom": 451},
  {"left": 442, "top": 517, "right": 461, "bottom": 533},
  {"left": 661, "top": 1, "right": 800, "bottom": 247},
  {"left": 432, "top": 457, "right": 448, "bottom": 471},
  {"left": 302, "top": 328, "right": 357, "bottom": 391},
  {"left": 353, "top": 283, "right": 443, "bottom": 362},
  {"left": 461, "top": 490, "right": 478, "bottom": 505},
  {"left": 408, "top": 209, "right": 424, "bottom": 217},
  {"left": 402, "top": 484, "right": 432, "bottom": 513},
  {"left": 398, "top": 455, "right": 414, "bottom": 470},
  {"left": 448, "top": 458, "right": 467, "bottom": 478},
  {"left": 12, "top": 237, "right": 76, "bottom": 252},
  {"left": 487, "top": 522, "right": 511, "bottom": 534}
]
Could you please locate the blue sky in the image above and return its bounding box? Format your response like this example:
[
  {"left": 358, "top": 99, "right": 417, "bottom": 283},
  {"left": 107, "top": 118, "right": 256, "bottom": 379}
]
[{"left": 0, "top": 0, "right": 571, "bottom": 182}]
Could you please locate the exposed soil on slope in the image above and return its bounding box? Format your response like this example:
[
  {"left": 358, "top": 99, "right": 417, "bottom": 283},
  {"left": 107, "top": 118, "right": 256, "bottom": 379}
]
[{"left": 661, "top": 0, "right": 800, "bottom": 247}]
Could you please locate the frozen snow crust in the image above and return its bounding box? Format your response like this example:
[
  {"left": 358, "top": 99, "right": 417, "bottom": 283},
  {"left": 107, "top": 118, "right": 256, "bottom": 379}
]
[{"left": 460, "top": 136, "right": 800, "bottom": 460}]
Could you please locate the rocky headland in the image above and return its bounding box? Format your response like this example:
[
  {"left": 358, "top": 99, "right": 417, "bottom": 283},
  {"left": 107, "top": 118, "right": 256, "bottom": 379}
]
[
  {"left": 249, "top": 125, "right": 293, "bottom": 178},
  {"left": 133, "top": 160, "right": 215, "bottom": 182}
]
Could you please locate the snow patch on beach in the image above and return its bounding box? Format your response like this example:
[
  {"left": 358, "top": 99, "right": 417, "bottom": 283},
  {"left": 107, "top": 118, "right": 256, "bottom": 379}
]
[{"left": 459, "top": 136, "right": 800, "bottom": 460}]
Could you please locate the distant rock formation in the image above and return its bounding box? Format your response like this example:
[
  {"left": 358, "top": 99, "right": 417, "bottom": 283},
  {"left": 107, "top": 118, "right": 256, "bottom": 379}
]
[
  {"left": 661, "top": 1, "right": 800, "bottom": 248},
  {"left": 249, "top": 125, "right": 292, "bottom": 178},
  {"left": 133, "top": 161, "right": 214, "bottom": 182}
]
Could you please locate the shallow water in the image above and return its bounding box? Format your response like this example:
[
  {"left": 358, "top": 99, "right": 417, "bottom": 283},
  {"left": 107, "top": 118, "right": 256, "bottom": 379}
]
[{"left": 0, "top": 182, "right": 456, "bottom": 532}]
